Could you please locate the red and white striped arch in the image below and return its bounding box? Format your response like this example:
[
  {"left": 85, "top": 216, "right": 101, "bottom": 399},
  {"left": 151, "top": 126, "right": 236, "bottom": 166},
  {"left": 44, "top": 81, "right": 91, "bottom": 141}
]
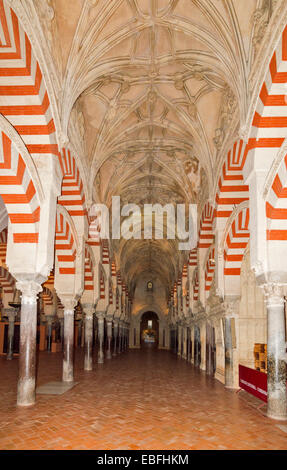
[
  {"left": 0, "top": 131, "right": 40, "bottom": 243},
  {"left": 42, "top": 286, "right": 53, "bottom": 307},
  {"left": 193, "top": 270, "right": 199, "bottom": 301},
  {"left": 188, "top": 248, "right": 197, "bottom": 267},
  {"left": 224, "top": 207, "right": 250, "bottom": 294},
  {"left": 43, "top": 269, "right": 54, "bottom": 289},
  {"left": 0, "top": 0, "right": 58, "bottom": 159},
  {"left": 215, "top": 139, "right": 249, "bottom": 219},
  {"left": 55, "top": 209, "right": 77, "bottom": 275},
  {"left": 58, "top": 148, "right": 87, "bottom": 218},
  {"left": 0, "top": 226, "right": 7, "bottom": 264},
  {"left": 0, "top": 265, "right": 14, "bottom": 293},
  {"left": 100, "top": 266, "right": 105, "bottom": 300},
  {"left": 84, "top": 246, "right": 94, "bottom": 292},
  {"left": 198, "top": 202, "right": 214, "bottom": 249},
  {"left": 248, "top": 26, "right": 287, "bottom": 235},
  {"left": 205, "top": 246, "right": 215, "bottom": 293}
]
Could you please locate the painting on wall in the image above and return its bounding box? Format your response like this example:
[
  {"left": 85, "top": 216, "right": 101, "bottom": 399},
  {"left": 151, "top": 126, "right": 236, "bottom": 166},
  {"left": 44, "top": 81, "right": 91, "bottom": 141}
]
[{"left": 142, "top": 329, "right": 156, "bottom": 343}]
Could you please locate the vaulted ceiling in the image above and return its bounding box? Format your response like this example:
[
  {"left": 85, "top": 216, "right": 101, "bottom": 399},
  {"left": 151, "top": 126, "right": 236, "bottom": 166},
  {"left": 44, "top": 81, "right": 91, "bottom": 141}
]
[{"left": 34, "top": 0, "right": 277, "bottom": 300}]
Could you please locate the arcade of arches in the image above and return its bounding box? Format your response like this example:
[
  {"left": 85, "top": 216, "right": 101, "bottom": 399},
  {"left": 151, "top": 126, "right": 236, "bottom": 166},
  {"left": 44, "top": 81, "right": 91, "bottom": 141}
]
[{"left": 0, "top": 0, "right": 287, "bottom": 451}]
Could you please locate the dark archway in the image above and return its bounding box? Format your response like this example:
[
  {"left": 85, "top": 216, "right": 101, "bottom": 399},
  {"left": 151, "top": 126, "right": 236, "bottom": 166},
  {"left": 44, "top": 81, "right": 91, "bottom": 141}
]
[{"left": 140, "top": 312, "right": 159, "bottom": 349}]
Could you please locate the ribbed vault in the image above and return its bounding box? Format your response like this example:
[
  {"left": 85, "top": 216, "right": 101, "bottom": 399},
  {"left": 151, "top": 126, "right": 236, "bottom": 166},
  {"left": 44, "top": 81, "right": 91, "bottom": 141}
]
[{"left": 35, "top": 0, "right": 276, "bottom": 302}]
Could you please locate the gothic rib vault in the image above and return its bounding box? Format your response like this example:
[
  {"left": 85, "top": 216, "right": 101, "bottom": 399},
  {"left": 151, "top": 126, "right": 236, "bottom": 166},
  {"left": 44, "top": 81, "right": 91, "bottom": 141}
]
[
  {"left": 31, "top": 0, "right": 279, "bottom": 309},
  {"left": 0, "top": 0, "right": 287, "bottom": 418}
]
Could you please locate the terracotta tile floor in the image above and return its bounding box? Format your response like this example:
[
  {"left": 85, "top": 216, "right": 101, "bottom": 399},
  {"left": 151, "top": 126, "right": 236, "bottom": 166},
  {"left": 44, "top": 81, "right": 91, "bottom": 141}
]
[{"left": 0, "top": 348, "right": 286, "bottom": 450}]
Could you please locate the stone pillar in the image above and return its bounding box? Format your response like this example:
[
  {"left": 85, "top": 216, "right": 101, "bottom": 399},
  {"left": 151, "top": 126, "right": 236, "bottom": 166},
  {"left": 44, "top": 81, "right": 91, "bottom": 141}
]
[
  {"left": 83, "top": 305, "right": 94, "bottom": 371},
  {"left": 122, "top": 323, "right": 126, "bottom": 351},
  {"left": 190, "top": 326, "right": 194, "bottom": 364},
  {"left": 177, "top": 324, "right": 182, "bottom": 356},
  {"left": 113, "top": 320, "right": 118, "bottom": 356},
  {"left": 263, "top": 284, "right": 287, "bottom": 420},
  {"left": 59, "top": 317, "right": 64, "bottom": 350},
  {"left": 182, "top": 326, "right": 187, "bottom": 359},
  {"left": 97, "top": 312, "right": 105, "bottom": 363},
  {"left": 224, "top": 317, "right": 234, "bottom": 387},
  {"left": 6, "top": 310, "right": 17, "bottom": 360},
  {"left": 118, "top": 321, "right": 123, "bottom": 353},
  {"left": 16, "top": 281, "right": 42, "bottom": 407},
  {"left": 62, "top": 298, "right": 77, "bottom": 382},
  {"left": 46, "top": 315, "right": 54, "bottom": 352},
  {"left": 224, "top": 298, "right": 239, "bottom": 388},
  {"left": 199, "top": 321, "right": 206, "bottom": 371},
  {"left": 106, "top": 316, "right": 113, "bottom": 359}
]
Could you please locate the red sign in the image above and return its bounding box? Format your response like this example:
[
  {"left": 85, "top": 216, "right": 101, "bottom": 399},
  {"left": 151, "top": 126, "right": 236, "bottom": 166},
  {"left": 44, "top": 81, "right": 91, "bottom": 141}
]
[{"left": 239, "top": 365, "right": 267, "bottom": 402}]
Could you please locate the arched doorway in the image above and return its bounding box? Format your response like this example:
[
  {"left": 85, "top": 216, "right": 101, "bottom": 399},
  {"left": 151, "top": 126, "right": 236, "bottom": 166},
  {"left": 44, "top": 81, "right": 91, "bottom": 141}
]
[{"left": 140, "top": 312, "right": 159, "bottom": 349}]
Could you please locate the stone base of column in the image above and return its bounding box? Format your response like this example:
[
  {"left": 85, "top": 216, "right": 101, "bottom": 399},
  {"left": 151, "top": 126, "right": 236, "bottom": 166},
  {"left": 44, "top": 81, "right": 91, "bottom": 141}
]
[
  {"left": 84, "top": 356, "right": 93, "bottom": 371},
  {"left": 17, "top": 378, "right": 36, "bottom": 407}
]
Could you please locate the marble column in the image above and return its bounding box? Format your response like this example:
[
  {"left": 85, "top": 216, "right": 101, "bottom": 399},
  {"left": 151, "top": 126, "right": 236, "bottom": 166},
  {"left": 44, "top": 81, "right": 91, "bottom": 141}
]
[
  {"left": 16, "top": 281, "right": 42, "bottom": 406},
  {"left": 177, "top": 324, "right": 182, "bottom": 357},
  {"left": 113, "top": 320, "right": 118, "bottom": 356},
  {"left": 118, "top": 322, "right": 123, "bottom": 353},
  {"left": 126, "top": 324, "right": 130, "bottom": 349},
  {"left": 199, "top": 322, "right": 206, "bottom": 371},
  {"left": 97, "top": 312, "right": 105, "bottom": 363},
  {"left": 83, "top": 305, "right": 94, "bottom": 371},
  {"left": 190, "top": 326, "right": 194, "bottom": 364},
  {"left": 6, "top": 310, "right": 17, "bottom": 360},
  {"left": 62, "top": 298, "right": 77, "bottom": 382},
  {"left": 206, "top": 322, "right": 212, "bottom": 375},
  {"left": 264, "top": 284, "right": 287, "bottom": 420},
  {"left": 59, "top": 317, "right": 64, "bottom": 350},
  {"left": 122, "top": 324, "right": 126, "bottom": 351},
  {"left": 224, "top": 317, "right": 234, "bottom": 387},
  {"left": 46, "top": 315, "right": 54, "bottom": 352},
  {"left": 106, "top": 317, "right": 113, "bottom": 359},
  {"left": 182, "top": 326, "right": 187, "bottom": 359}
]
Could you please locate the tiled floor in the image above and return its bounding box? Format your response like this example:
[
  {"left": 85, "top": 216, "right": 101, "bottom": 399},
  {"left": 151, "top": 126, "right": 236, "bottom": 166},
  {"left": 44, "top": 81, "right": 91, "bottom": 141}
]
[{"left": 0, "top": 348, "right": 286, "bottom": 450}]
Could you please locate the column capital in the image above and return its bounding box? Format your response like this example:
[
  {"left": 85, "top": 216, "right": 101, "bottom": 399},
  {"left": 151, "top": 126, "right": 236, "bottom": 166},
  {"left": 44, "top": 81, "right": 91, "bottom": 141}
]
[
  {"left": 45, "top": 314, "right": 55, "bottom": 324},
  {"left": 57, "top": 294, "right": 77, "bottom": 311},
  {"left": 82, "top": 303, "right": 95, "bottom": 318},
  {"left": 16, "top": 280, "right": 42, "bottom": 305},
  {"left": 262, "top": 283, "right": 285, "bottom": 307},
  {"left": 223, "top": 296, "right": 240, "bottom": 319},
  {"left": 106, "top": 314, "right": 113, "bottom": 324},
  {"left": 3, "top": 308, "right": 17, "bottom": 322},
  {"left": 96, "top": 311, "right": 105, "bottom": 321}
]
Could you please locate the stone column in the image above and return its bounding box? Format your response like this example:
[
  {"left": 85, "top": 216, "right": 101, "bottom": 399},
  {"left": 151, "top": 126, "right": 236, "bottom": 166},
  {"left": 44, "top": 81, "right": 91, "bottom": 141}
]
[
  {"left": 263, "top": 284, "right": 287, "bottom": 420},
  {"left": 59, "top": 317, "right": 64, "bottom": 350},
  {"left": 106, "top": 316, "right": 113, "bottom": 359},
  {"left": 97, "top": 312, "right": 105, "bottom": 363},
  {"left": 6, "top": 310, "right": 17, "bottom": 360},
  {"left": 62, "top": 298, "right": 77, "bottom": 382},
  {"left": 182, "top": 326, "right": 187, "bottom": 359},
  {"left": 190, "top": 326, "right": 194, "bottom": 364},
  {"left": 199, "top": 321, "right": 206, "bottom": 371},
  {"left": 118, "top": 321, "right": 123, "bottom": 353},
  {"left": 122, "top": 323, "right": 126, "bottom": 351},
  {"left": 83, "top": 305, "right": 94, "bottom": 371},
  {"left": 177, "top": 324, "right": 182, "bottom": 356},
  {"left": 113, "top": 320, "right": 118, "bottom": 356},
  {"left": 126, "top": 323, "right": 130, "bottom": 349},
  {"left": 16, "top": 281, "right": 42, "bottom": 407},
  {"left": 224, "top": 298, "right": 239, "bottom": 389},
  {"left": 46, "top": 315, "right": 54, "bottom": 352}
]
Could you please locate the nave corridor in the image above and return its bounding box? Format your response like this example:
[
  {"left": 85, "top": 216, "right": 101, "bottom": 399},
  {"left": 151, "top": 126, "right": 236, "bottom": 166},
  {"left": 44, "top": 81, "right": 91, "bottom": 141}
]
[{"left": 0, "top": 349, "right": 286, "bottom": 451}]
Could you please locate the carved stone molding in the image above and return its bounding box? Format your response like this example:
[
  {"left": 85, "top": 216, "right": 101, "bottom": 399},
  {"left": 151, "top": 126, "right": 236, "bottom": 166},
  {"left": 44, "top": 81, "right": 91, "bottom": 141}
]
[
  {"left": 16, "top": 281, "right": 43, "bottom": 305},
  {"left": 262, "top": 283, "right": 286, "bottom": 307},
  {"left": 223, "top": 297, "right": 240, "bottom": 319}
]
